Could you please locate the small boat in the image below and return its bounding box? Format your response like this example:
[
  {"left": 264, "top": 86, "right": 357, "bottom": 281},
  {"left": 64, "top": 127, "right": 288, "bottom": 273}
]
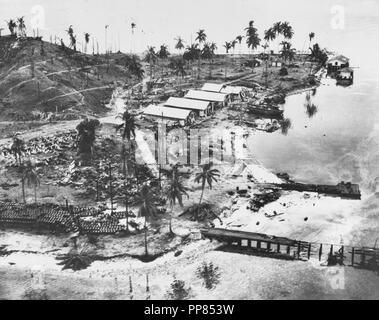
[
  {"left": 277, "top": 181, "right": 361, "bottom": 200},
  {"left": 336, "top": 67, "right": 354, "bottom": 86},
  {"left": 247, "top": 104, "right": 284, "bottom": 118}
]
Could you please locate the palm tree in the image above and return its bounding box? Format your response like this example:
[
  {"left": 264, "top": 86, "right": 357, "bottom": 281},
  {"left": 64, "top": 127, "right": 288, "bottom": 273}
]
[
  {"left": 224, "top": 41, "right": 232, "bottom": 54},
  {"left": 175, "top": 37, "right": 185, "bottom": 55},
  {"left": 66, "top": 25, "right": 76, "bottom": 51},
  {"left": 282, "top": 22, "right": 294, "bottom": 40},
  {"left": 17, "top": 17, "right": 26, "bottom": 37},
  {"left": 6, "top": 19, "right": 17, "bottom": 36},
  {"left": 183, "top": 44, "right": 200, "bottom": 78},
  {"left": 170, "top": 58, "right": 187, "bottom": 85},
  {"left": 308, "top": 32, "right": 315, "bottom": 52},
  {"left": 236, "top": 35, "right": 243, "bottom": 54},
  {"left": 144, "top": 46, "right": 157, "bottom": 79},
  {"left": 10, "top": 136, "right": 25, "bottom": 165},
  {"left": 164, "top": 170, "right": 189, "bottom": 234},
  {"left": 126, "top": 55, "right": 145, "bottom": 81},
  {"left": 23, "top": 160, "right": 40, "bottom": 204},
  {"left": 195, "top": 29, "right": 207, "bottom": 78},
  {"left": 116, "top": 110, "right": 138, "bottom": 178},
  {"left": 245, "top": 20, "right": 261, "bottom": 56},
  {"left": 84, "top": 33, "right": 90, "bottom": 53},
  {"left": 134, "top": 185, "right": 158, "bottom": 256},
  {"left": 158, "top": 44, "right": 170, "bottom": 75},
  {"left": 272, "top": 22, "right": 284, "bottom": 53},
  {"left": 194, "top": 163, "right": 220, "bottom": 219},
  {"left": 280, "top": 41, "right": 296, "bottom": 64},
  {"left": 264, "top": 28, "right": 276, "bottom": 55}
]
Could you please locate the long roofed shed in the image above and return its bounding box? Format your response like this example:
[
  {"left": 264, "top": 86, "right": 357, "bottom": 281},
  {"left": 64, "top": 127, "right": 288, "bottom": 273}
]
[
  {"left": 143, "top": 105, "right": 193, "bottom": 120},
  {"left": 185, "top": 90, "right": 228, "bottom": 103},
  {"left": 164, "top": 97, "right": 211, "bottom": 111}
]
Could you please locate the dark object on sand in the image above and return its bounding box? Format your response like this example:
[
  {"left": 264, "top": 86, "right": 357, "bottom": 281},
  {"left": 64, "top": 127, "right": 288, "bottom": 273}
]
[{"left": 247, "top": 104, "right": 284, "bottom": 119}]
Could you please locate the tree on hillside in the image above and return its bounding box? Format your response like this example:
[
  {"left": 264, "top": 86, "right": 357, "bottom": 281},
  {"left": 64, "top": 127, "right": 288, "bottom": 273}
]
[
  {"left": 23, "top": 160, "right": 41, "bottom": 204},
  {"left": 169, "top": 58, "right": 187, "bottom": 85},
  {"left": 134, "top": 184, "right": 158, "bottom": 256},
  {"left": 308, "top": 32, "right": 315, "bottom": 52},
  {"left": 17, "top": 17, "right": 26, "bottom": 37},
  {"left": 144, "top": 46, "right": 157, "bottom": 79},
  {"left": 10, "top": 136, "right": 25, "bottom": 165},
  {"left": 183, "top": 44, "right": 200, "bottom": 78},
  {"left": 245, "top": 20, "right": 261, "bottom": 56},
  {"left": 84, "top": 33, "right": 90, "bottom": 53},
  {"left": 6, "top": 19, "right": 17, "bottom": 36},
  {"left": 66, "top": 25, "right": 77, "bottom": 51},
  {"left": 76, "top": 119, "right": 100, "bottom": 165},
  {"left": 126, "top": 55, "right": 145, "bottom": 81}
]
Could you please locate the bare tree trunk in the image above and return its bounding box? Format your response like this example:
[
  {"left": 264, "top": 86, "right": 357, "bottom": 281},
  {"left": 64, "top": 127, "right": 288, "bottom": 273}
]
[
  {"left": 21, "top": 177, "right": 26, "bottom": 204},
  {"left": 144, "top": 218, "right": 148, "bottom": 256}
]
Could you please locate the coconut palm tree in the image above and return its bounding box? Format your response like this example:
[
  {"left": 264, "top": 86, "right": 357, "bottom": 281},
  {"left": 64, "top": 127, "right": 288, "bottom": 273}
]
[
  {"left": 170, "top": 58, "right": 187, "bottom": 85},
  {"left": 264, "top": 28, "right": 276, "bottom": 55},
  {"left": 245, "top": 20, "right": 261, "bottom": 56},
  {"left": 126, "top": 55, "right": 145, "bottom": 81},
  {"left": 116, "top": 110, "right": 138, "bottom": 177},
  {"left": 195, "top": 29, "right": 207, "bottom": 78},
  {"left": 236, "top": 35, "right": 243, "bottom": 54},
  {"left": 309, "top": 32, "right": 315, "bottom": 52},
  {"left": 23, "top": 160, "right": 40, "bottom": 204},
  {"left": 224, "top": 41, "right": 232, "bottom": 54},
  {"left": 282, "top": 22, "right": 294, "bottom": 40},
  {"left": 194, "top": 162, "right": 220, "bottom": 219},
  {"left": 175, "top": 37, "right": 185, "bottom": 55},
  {"left": 144, "top": 46, "right": 157, "bottom": 79},
  {"left": 84, "top": 33, "right": 90, "bottom": 53},
  {"left": 17, "top": 17, "right": 26, "bottom": 37},
  {"left": 280, "top": 41, "right": 296, "bottom": 64},
  {"left": 134, "top": 185, "right": 158, "bottom": 256},
  {"left": 6, "top": 19, "right": 17, "bottom": 36},
  {"left": 183, "top": 44, "right": 200, "bottom": 77},
  {"left": 158, "top": 44, "right": 170, "bottom": 75},
  {"left": 164, "top": 171, "right": 189, "bottom": 234}
]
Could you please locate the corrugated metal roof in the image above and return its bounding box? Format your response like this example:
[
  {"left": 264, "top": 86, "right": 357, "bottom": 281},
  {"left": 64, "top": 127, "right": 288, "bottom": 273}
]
[
  {"left": 164, "top": 97, "right": 211, "bottom": 111},
  {"left": 143, "top": 105, "right": 192, "bottom": 120},
  {"left": 201, "top": 83, "right": 226, "bottom": 92},
  {"left": 221, "top": 86, "right": 243, "bottom": 95},
  {"left": 185, "top": 90, "right": 228, "bottom": 103}
]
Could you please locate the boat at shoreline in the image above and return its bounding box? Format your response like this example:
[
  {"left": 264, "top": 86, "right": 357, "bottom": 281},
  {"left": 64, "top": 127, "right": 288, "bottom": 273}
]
[{"left": 247, "top": 104, "right": 284, "bottom": 118}]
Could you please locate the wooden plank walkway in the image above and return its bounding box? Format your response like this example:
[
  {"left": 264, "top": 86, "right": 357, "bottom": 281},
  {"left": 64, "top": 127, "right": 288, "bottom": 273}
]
[{"left": 201, "top": 228, "right": 379, "bottom": 272}]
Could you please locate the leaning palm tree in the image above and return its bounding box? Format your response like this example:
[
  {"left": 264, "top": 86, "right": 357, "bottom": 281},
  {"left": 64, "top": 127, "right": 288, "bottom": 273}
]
[
  {"left": 164, "top": 171, "right": 189, "bottom": 234},
  {"left": 194, "top": 162, "right": 220, "bottom": 219},
  {"left": 134, "top": 185, "right": 158, "bottom": 256},
  {"left": 23, "top": 160, "right": 40, "bottom": 204}
]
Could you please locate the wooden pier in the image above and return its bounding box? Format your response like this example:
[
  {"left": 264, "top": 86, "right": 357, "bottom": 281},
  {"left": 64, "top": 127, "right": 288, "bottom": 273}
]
[{"left": 201, "top": 228, "right": 379, "bottom": 271}]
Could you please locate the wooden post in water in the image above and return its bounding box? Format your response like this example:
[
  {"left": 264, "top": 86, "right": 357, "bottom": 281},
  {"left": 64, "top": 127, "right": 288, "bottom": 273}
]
[
  {"left": 319, "top": 244, "right": 323, "bottom": 261},
  {"left": 307, "top": 243, "right": 312, "bottom": 260},
  {"left": 351, "top": 247, "right": 355, "bottom": 266},
  {"left": 297, "top": 242, "right": 301, "bottom": 259}
]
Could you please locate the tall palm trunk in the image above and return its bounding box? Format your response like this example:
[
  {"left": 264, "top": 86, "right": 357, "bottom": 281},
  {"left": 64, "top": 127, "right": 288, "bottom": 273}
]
[
  {"left": 34, "top": 185, "right": 37, "bottom": 204},
  {"left": 144, "top": 218, "right": 148, "bottom": 256},
  {"left": 196, "top": 181, "right": 206, "bottom": 220},
  {"left": 21, "top": 177, "right": 26, "bottom": 204}
]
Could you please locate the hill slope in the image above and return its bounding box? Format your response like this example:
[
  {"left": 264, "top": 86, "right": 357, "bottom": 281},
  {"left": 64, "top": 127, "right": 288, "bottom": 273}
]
[{"left": 0, "top": 36, "right": 138, "bottom": 121}]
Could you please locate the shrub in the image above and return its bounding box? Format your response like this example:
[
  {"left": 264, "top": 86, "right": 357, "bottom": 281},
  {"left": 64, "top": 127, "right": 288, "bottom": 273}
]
[
  {"left": 166, "top": 279, "right": 191, "bottom": 300},
  {"left": 196, "top": 262, "right": 221, "bottom": 290}
]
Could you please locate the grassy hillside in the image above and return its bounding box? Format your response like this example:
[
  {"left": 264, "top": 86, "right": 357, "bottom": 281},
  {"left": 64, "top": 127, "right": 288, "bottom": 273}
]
[{"left": 0, "top": 36, "right": 138, "bottom": 121}]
